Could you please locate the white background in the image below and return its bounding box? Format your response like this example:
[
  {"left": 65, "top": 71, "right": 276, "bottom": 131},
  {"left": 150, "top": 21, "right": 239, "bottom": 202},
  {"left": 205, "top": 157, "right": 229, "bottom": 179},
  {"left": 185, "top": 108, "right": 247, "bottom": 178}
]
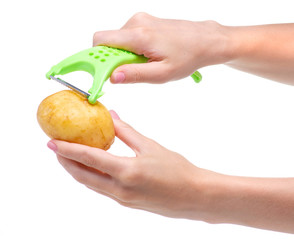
[{"left": 1, "top": 0, "right": 294, "bottom": 239}]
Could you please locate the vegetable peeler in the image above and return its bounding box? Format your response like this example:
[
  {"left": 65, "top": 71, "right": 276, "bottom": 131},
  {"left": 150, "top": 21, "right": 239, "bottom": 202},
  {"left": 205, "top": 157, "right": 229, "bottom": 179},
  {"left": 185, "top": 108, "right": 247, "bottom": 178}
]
[{"left": 46, "top": 46, "right": 202, "bottom": 104}]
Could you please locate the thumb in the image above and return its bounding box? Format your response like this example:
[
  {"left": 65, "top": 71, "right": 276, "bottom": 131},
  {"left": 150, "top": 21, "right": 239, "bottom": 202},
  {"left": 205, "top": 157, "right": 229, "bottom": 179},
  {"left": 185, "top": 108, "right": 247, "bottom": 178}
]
[
  {"left": 109, "top": 110, "right": 150, "bottom": 155},
  {"left": 110, "top": 61, "right": 170, "bottom": 84}
]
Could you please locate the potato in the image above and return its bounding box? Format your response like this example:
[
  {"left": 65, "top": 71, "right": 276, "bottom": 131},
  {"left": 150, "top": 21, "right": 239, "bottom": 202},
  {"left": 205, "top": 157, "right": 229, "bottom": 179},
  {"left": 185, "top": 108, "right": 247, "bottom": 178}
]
[{"left": 37, "top": 90, "right": 115, "bottom": 150}]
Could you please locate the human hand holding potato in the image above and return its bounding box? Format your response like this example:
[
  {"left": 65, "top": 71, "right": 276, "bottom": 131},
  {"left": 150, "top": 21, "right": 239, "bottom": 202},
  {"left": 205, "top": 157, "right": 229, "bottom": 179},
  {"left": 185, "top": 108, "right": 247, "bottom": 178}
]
[
  {"left": 46, "top": 111, "right": 214, "bottom": 220},
  {"left": 43, "top": 111, "right": 294, "bottom": 233}
]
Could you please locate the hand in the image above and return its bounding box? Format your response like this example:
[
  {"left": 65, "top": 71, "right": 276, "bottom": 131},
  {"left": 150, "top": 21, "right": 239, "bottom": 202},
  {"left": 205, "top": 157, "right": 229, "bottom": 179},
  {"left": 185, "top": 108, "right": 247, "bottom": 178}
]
[
  {"left": 47, "top": 110, "right": 215, "bottom": 220},
  {"left": 93, "top": 12, "right": 231, "bottom": 84},
  {"left": 47, "top": 111, "right": 294, "bottom": 233}
]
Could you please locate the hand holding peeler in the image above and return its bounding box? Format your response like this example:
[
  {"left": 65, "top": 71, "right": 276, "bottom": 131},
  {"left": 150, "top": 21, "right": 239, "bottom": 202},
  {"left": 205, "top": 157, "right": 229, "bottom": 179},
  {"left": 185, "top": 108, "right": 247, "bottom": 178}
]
[{"left": 46, "top": 46, "right": 202, "bottom": 104}]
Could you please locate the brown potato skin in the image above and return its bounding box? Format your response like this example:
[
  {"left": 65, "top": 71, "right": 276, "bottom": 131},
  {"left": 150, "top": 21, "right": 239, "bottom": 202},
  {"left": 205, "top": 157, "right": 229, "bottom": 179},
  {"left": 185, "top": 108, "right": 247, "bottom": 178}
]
[{"left": 37, "top": 90, "right": 115, "bottom": 150}]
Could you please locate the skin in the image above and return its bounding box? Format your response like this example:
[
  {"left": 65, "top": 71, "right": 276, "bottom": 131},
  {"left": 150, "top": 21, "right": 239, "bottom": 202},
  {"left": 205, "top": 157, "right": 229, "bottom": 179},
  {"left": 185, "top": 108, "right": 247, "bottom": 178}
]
[
  {"left": 48, "top": 13, "right": 294, "bottom": 233},
  {"left": 92, "top": 13, "right": 294, "bottom": 85}
]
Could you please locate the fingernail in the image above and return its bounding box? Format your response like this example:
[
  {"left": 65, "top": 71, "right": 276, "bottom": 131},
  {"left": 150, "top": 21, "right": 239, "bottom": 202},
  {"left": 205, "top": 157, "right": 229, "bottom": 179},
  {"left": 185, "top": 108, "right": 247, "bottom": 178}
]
[
  {"left": 47, "top": 140, "right": 57, "bottom": 152},
  {"left": 113, "top": 72, "right": 125, "bottom": 83},
  {"left": 109, "top": 110, "right": 120, "bottom": 120}
]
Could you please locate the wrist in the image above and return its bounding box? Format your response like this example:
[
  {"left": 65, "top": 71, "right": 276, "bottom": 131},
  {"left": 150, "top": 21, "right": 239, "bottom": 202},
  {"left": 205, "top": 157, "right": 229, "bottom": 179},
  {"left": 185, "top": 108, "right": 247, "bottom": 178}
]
[
  {"left": 202, "top": 23, "right": 264, "bottom": 65},
  {"left": 224, "top": 25, "right": 262, "bottom": 64},
  {"left": 213, "top": 23, "right": 238, "bottom": 64},
  {"left": 192, "top": 21, "right": 237, "bottom": 67},
  {"left": 198, "top": 172, "right": 236, "bottom": 224},
  {"left": 200, "top": 171, "right": 230, "bottom": 223},
  {"left": 189, "top": 168, "right": 243, "bottom": 224},
  {"left": 185, "top": 167, "right": 229, "bottom": 223}
]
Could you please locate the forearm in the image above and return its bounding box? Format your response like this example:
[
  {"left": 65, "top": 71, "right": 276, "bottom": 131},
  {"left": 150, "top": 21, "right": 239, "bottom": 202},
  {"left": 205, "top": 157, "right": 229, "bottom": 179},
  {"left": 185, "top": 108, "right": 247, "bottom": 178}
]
[
  {"left": 200, "top": 172, "right": 294, "bottom": 233},
  {"left": 223, "top": 23, "right": 294, "bottom": 84}
]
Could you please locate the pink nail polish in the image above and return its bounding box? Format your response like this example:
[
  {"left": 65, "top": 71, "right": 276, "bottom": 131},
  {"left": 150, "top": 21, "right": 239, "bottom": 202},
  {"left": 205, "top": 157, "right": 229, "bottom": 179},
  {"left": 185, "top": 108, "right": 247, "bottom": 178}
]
[
  {"left": 109, "top": 110, "right": 120, "bottom": 120},
  {"left": 114, "top": 72, "right": 125, "bottom": 83},
  {"left": 47, "top": 141, "right": 57, "bottom": 152}
]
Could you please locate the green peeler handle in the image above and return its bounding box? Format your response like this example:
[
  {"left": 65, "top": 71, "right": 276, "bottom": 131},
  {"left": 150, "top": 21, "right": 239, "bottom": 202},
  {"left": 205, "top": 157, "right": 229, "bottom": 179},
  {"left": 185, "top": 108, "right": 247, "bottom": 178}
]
[
  {"left": 191, "top": 71, "right": 202, "bottom": 83},
  {"left": 46, "top": 46, "right": 202, "bottom": 104}
]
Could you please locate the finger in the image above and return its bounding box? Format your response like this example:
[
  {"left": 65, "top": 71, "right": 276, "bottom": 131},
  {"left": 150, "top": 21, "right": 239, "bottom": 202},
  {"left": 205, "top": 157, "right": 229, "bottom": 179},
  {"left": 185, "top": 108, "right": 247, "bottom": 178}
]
[
  {"left": 110, "top": 61, "right": 170, "bottom": 84},
  {"left": 109, "top": 110, "right": 150, "bottom": 155},
  {"left": 57, "top": 154, "right": 134, "bottom": 206},
  {"left": 93, "top": 29, "right": 147, "bottom": 54},
  {"left": 50, "top": 140, "right": 124, "bottom": 176},
  {"left": 56, "top": 154, "right": 116, "bottom": 193}
]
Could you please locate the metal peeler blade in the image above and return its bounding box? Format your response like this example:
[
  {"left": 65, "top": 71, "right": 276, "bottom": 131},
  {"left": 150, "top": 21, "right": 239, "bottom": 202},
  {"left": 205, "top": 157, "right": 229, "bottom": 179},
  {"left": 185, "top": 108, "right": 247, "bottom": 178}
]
[{"left": 49, "top": 75, "right": 90, "bottom": 99}]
